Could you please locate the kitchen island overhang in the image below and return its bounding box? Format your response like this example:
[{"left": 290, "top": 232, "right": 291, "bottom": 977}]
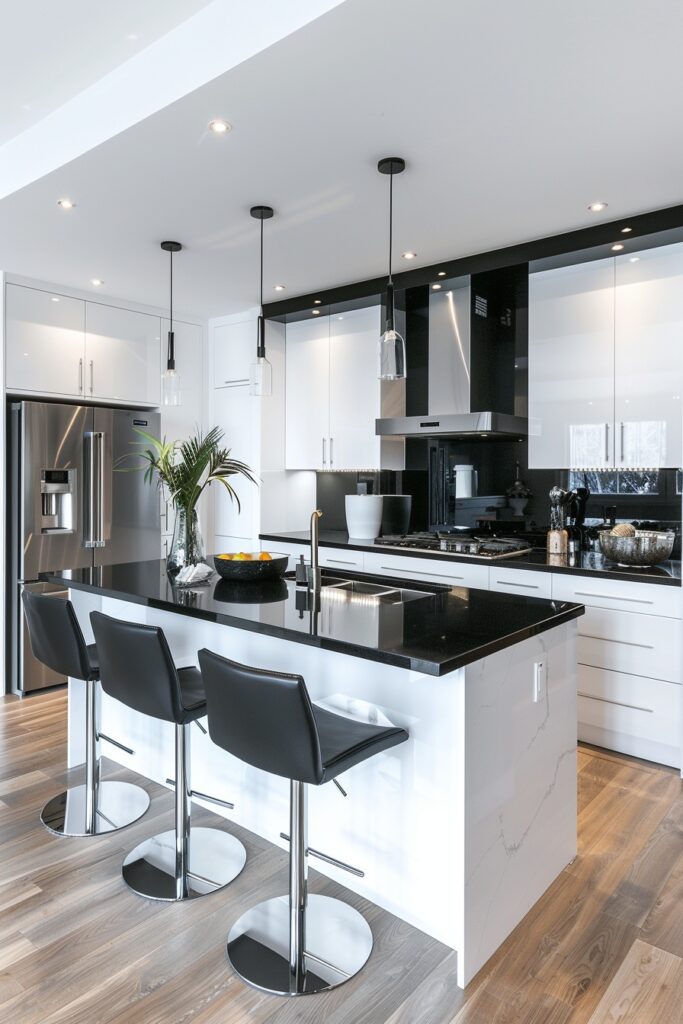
[{"left": 44, "top": 560, "right": 583, "bottom": 988}]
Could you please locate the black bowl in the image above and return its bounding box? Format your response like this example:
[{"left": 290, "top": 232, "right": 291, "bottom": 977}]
[{"left": 212, "top": 552, "right": 289, "bottom": 581}]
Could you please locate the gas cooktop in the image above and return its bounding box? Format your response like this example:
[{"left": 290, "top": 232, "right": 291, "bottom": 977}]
[{"left": 375, "top": 532, "right": 533, "bottom": 560}]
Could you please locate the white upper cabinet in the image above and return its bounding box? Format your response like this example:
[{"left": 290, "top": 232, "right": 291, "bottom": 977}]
[
  {"left": 285, "top": 305, "right": 385, "bottom": 471},
  {"left": 5, "top": 283, "right": 162, "bottom": 407},
  {"left": 329, "top": 306, "right": 382, "bottom": 470},
  {"left": 213, "top": 385, "right": 257, "bottom": 541},
  {"left": 614, "top": 243, "right": 683, "bottom": 469},
  {"left": 213, "top": 319, "right": 254, "bottom": 387},
  {"left": 6, "top": 284, "right": 86, "bottom": 397},
  {"left": 285, "top": 315, "right": 330, "bottom": 470},
  {"left": 160, "top": 318, "right": 203, "bottom": 442},
  {"left": 529, "top": 242, "right": 683, "bottom": 470},
  {"left": 85, "top": 303, "right": 160, "bottom": 406},
  {"left": 529, "top": 259, "right": 615, "bottom": 469}
]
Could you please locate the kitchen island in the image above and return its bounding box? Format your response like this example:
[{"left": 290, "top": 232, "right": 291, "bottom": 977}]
[{"left": 45, "top": 559, "right": 583, "bottom": 988}]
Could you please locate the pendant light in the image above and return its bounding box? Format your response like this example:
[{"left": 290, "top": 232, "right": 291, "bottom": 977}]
[
  {"left": 161, "top": 240, "right": 182, "bottom": 406},
  {"left": 249, "top": 205, "right": 274, "bottom": 396},
  {"left": 377, "top": 156, "right": 407, "bottom": 380}
]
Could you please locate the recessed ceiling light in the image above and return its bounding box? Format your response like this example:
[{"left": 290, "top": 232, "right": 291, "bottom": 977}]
[
  {"left": 51, "top": 296, "right": 60, "bottom": 303},
  {"left": 311, "top": 309, "right": 321, "bottom": 316},
  {"left": 208, "top": 119, "right": 231, "bottom": 134},
  {"left": 337, "top": 315, "right": 344, "bottom": 320},
  {"left": 313, "top": 299, "right": 322, "bottom": 305},
  {"left": 437, "top": 271, "right": 446, "bottom": 277},
  {"left": 57, "top": 198, "right": 75, "bottom": 210},
  {"left": 274, "top": 284, "right": 285, "bottom": 292},
  {"left": 402, "top": 251, "right": 417, "bottom": 260},
  {"left": 431, "top": 283, "right": 442, "bottom": 290},
  {"left": 621, "top": 226, "right": 632, "bottom": 233},
  {"left": 90, "top": 278, "right": 104, "bottom": 286},
  {"left": 629, "top": 256, "right": 640, "bottom": 263},
  {"left": 588, "top": 201, "right": 608, "bottom": 212},
  {"left": 611, "top": 243, "right": 624, "bottom": 252}
]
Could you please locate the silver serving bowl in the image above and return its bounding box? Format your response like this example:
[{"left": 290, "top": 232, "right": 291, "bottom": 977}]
[{"left": 598, "top": 530, "right": 675, "bottom": 567}]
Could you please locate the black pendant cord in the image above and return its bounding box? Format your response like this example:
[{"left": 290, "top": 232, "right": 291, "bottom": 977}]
[
  {"left": 386, "top": 170, "right": 395, "bottom": 333},
  {"left": 167, "top": 250, "right": 175, "bottom": 370},
  {"left": 257, "top": 217, "right": 265, "bottom": 358}
]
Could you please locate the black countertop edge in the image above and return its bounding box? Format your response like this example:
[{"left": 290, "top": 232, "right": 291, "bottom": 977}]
[
  {"left": 259, "top": 532, "right": 682, "bottom": 587},
  {"left": 41, "top": 564, "right": 584, "bottom": 678}
]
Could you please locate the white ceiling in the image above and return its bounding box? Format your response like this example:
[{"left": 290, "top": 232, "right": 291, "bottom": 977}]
[
  {"left": 0, "top": 0, "right": 213, "bottom": 145},
  {"left": 1, "top": 0, "right": 683, "bottom": 319}
]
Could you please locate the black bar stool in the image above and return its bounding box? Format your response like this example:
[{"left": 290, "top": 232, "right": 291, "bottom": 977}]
[
  {"left": 91, "top": 612, "right": 246, "bottom": 902},
  {"left": 22, "top": 590, "right": 150, "bottom": 837},
  {"left": 198, "top": 648, "right": 409, "bottom": 997}
]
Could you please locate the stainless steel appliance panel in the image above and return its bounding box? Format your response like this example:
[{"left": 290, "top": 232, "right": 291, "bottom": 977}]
[
  {"left": 18, "top": 401, "right": 91, "bottom": 581},
  {"left": 94, "top": 407, "right": 161, "bottom": 567}
]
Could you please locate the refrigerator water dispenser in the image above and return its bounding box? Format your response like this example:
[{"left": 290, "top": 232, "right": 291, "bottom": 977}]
[{"left": 40, "top": 469, "right": 76, "bottom": 533}]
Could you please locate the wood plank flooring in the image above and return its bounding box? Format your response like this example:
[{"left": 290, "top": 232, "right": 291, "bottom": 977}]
[{"left": 0, "top": 691, "right": 681, "bottom": 1024}]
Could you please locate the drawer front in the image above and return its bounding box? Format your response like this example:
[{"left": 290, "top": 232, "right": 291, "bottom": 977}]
[
  {"left": 488, "top": 567, "right": 552, "bottom": 599},
  {"left": 578, "top": 664, "right": 681, "bottom": 749},
  {"left": 552, "top": 573, "right": 681, "bottom": 619},
  {"left": 577, "top": 606, "right": 681, "bottom": 683},
  {"left": 318, "top": 548, "right": 365, "bottom": 572},
  {"left": 363, "top": 551, "right": 490, "bottom": 590}
]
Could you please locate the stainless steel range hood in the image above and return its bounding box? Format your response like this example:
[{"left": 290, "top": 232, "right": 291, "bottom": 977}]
[
  {"left": 376, "top": 275, "right": 527, "bottom": 440},
  {"left": 375, "top": 410, "right": 527, "bottom": 439}
]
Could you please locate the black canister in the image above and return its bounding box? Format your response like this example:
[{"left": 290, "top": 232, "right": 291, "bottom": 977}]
[{"left": 380, "top": 495, "right": 412, "bottom": 536}]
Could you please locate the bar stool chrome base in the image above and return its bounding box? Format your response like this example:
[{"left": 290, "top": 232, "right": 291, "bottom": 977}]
[
  {"left": 227, "top": 894, "right": 373, "bottom": 996},
  {"left": 41, "top": 781, "right": 149, "bottom": 838},
  {"left": 122, "top": 826, "right": 246, "bottom": 901}
]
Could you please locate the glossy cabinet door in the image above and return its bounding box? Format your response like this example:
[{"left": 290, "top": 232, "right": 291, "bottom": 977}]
[
  {"left": 529, "top": 259, "right": 615, "bottom": 469},
  {"left": 615, "top": 242, "right": 683, "bottom": 469},
  {"left": 85, "top": 303, "right": 161, "bottom": 405},
  {"left": 213, "top": 318, "right": 254, "bottom": 387},
  {"left": 285, "top": 315, "right": 330, "bottom": 470},
  {"left": 5, "top": 284, "right": 85, "bottom": 397},
  {"left": 213, "top": 384, "right": 257, "bottom": 541},
  {"left": 160, "top": 319, "right": 203, "bottom": 442},
  {"left": 329, "top": 305, "right": 381, "bottom": 470}
]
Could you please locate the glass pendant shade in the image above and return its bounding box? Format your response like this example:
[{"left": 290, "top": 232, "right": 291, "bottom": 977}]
[
  {"left": 249, "top": 355, "right": 272, "bottom": 396},
  {"left": 162, "top": 366, "right": 181, "bottom": 406},
  {"left": 378, "top": 327, "right": 406, "bottom": 381}
]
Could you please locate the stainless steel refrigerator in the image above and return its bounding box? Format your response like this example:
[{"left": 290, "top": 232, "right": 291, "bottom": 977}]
[{"left": 9, "top": 400, "right": 161, "bottom": 694}]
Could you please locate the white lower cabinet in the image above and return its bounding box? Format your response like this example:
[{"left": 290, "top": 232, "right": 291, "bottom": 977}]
[
  {"left": 487, "top": 566, "right": 552, "bottom": 599},
  {"left": 552, "top": 573, "right": 681, "bottom": 768},
  {"left": 363, "top": 551, "right": 489, "bottom": 590}
]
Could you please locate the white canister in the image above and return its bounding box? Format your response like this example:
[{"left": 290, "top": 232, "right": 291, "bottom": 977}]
[
  {"left": 345, "top": 495, "right": 384, "bottom": 541},
  {"left": 454, "top": 465, "right": 477, "bottom": 498}
]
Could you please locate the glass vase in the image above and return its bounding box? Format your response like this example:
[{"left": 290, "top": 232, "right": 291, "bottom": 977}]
[{"left": 167, "top": 505, "right": 205, "bottom": 576}]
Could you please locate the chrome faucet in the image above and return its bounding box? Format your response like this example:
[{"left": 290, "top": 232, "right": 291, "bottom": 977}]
[{"left": 309, "top": 509, "right": 323, "bottom": 590}]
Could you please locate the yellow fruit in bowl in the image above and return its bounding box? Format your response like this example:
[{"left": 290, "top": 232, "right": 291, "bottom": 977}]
[
  {"left": 217, "top": 553, "right": 233, "bottom": 560},
  {"left": 259, "top": 552, "right": 273, "bottom": 561},
  {"left": 233, "top": 552, "right": 251, "bottom": 561}
]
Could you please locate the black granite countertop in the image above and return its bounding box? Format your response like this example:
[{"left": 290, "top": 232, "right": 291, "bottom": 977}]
[
  {"left": 43, "top": 559, "right": 584, "bottom": 677},
  {"left": 260, "top": 531, "right": 682, "bottom": 587}
]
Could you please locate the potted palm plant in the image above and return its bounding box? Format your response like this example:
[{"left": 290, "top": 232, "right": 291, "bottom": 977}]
[{"left": 122, "top": 426, "right": 256, "bottom": 576}]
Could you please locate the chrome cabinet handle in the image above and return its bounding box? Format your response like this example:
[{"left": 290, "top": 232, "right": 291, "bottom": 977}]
[
  {"left": 604, "top": 423, "right": 609, "bottom": 464},
  {"left": 380, "top": 565, "right": 464, "bottom": 581},
  {"left": 579, "top": 633, "right": 654, "bottom": 650},
  {"left": 322, "top": 437, "right": 327, "bottom": 467},
  {"left": 83, "top": 432, "right": 105, "bottom": 548},
  {"left": 578, "top": 691, "right": 653, "bottom": 714},
  {"left": 224, "top": 378, "right": 250, "bottom": 386},
  {"left": 574, "top": 590, "right": 653, "bottom": 605},
  {"left": 494, "top": 580, "right": 540, "bottom": 590},
  {"left": 326, "top": 558, "right": 358, "bottom": 566},
  {"left": 78, "top": 358, "right": 83, "bottom": 394},
  {"left": 620, "top": 421, "right": 625, "bottom": 462},
  {"left": 330, "top": 437, "right": 334, "bottom": 467},
  {"left": 89, "top": 359, "right": 94, "bottom": 395}
]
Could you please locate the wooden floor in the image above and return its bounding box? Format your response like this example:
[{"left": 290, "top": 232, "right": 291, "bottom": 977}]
[{"left": 0, "top": 691, "right": 682, "bottom": 1024}]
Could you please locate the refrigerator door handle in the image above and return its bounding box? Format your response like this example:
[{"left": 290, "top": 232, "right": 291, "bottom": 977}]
[{"left": 83, "top": 431, "right": 105, "bottom": 548}]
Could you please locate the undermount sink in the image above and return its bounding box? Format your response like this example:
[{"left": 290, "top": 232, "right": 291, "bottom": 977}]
[{"left": 320, "top": 577, "right": 432, "bottom": 604}]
